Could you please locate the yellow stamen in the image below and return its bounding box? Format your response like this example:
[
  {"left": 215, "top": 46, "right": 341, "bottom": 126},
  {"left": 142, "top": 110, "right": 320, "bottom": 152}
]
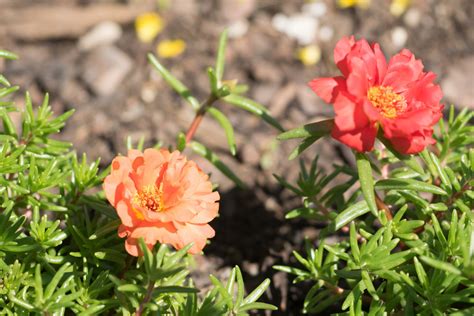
[
  {"left": 367, "top": 86, "right": 407, "bottom": 119},
  {"left": 133, "top": 184, "right": 165, "bottom": 212}
]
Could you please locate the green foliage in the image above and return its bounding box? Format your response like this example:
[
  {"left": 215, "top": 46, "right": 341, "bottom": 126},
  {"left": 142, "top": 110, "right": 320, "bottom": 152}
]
[
  {"left": 276, "top": 105, "right": 474, "bottom": 314},
  {"left": 2, "top": 26, "right": 473, "bottom": 315},
  {"left": 0, "top": 48, "right": 276, "bottom": 315},
  {"left": 148, "top": 29, "right": 283, "bottom": 188}
]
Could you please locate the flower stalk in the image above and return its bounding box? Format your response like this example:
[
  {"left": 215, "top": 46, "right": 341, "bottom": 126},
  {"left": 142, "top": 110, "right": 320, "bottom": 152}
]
[
  {"left": 136, "top": 281, "right": 155, "bottom": 316},
  {"left": 185, "top": 94, "right": 218, "bottom": 144}
]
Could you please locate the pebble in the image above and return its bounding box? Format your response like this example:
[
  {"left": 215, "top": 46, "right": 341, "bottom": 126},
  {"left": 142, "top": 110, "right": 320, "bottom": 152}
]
[
  {"left": 404, "top": 8, "right": 421, "bottom": 28},
  {"left": 319, "top": 25, "right": 334, "bottom": 42},
  {"left": 78, "top": 21, "right": 122, "bottom": 51},
  {"left": 227, "top": 19, "right": 249, "bottom": 39},
  {"left": 220, "top": 0, "right": 255, "bottom": 22},
  {"left": 242, "top": 261, "right": 259, "bottom": 276},
  {"left": 251, "top": 59, "right": 282, "bottom": 83},
  {"left": 81, "top": 45, "right": 132, "bottom": 96},
  {"left": 241, "top": 142, "right": 260, "bottom": 166},
  {"left": 297, "top": 85, "right": 322, "bottom": 116},
  {"left": 302, "top": 2, "right": 327, "bottom": 18},
  {"left": 121, "top": 100, "right": 145, "bottom": 123},
  {"left": 441, "top": 56, "right": 474, "bottom": 109},
  {"left": 391, "top": 26, "right": 408, "bottom": 48},
  {"left": 60, "top": 79, "right": 90, "bottom": 105},
  {"left": 272, "top": 13, "right": 318, "bottom": 45},
  {"left": 252, "top": 84, "right": 279, "bottom": 105},
  {"left": 270, "top": 83, "right": 297, "bottom": 117},
  {"left": 140, "top": 82, "right": 157, "bottom": 103}
]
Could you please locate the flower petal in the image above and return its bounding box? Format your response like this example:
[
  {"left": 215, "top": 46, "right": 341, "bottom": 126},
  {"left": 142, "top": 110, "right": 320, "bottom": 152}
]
[
  {"left": 308, "top": 77, "right": 345, "bottom": 103},
  {"left": 333, "top": 93, "right": 370, "bottom": 131},
  {"left": 105, "top": 148, "right": 219, "bottom": 256},
  {"left": 334, "top": 36, "right": 356, "bottom": 76},
  {"left": 176, "top": 223, "right": 215, "bottom": 254},
  {"left": 332, "top": 122, "right": 377, "bottom": 152},
  {"left": 383, "top": 49, "right": 423, "bottom": 92}
]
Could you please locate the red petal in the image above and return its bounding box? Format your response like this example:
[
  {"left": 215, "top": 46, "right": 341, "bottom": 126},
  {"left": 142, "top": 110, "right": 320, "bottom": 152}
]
[
  {"left": 308, "top": 77, "right": 344, "bottom": 103},
  {"left": 333, "top": 93, "right": 370, "bottom": 131},
  {"left": 334, "top": 36, "right": 355, "bottom": 76},
  {"left": 386, "top": 133, "right": 436, "bottom": 154},
  {"left": 372, "top": 42, "right": 387, "bottom": 83},
  {"left": 332, "top": 123, "right": 377, "bottom": 152},
  {"left": 346, "top": 57, "right": 369, "bottom": 97},
  {"left": 383, "top": 49, "right": 423, "bottom": 91}
]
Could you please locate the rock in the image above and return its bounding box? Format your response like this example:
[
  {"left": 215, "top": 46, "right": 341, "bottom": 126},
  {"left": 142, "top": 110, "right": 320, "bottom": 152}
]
[
  {"left": 391, "top": 26, "right": 408, "bottom": 48},
  {"left": 272, "top": 271, "right": 288, "bottom": 311},
  {"left": 251, "top": 60, "right": 282, "bottom": 83},
  {"left": 227, "top": 19, "right": 249, "bottom": 39},
  {"left": 289, "top": 107, "right": 306, "bottom": 124},
  {"left": 272, "top": 13, "right": 318, "bottom": 45},
  {"left": 242, "top": 261, "right": 259, "bottom": 276},
  {"left": 303, "top": 2, "right": 327, "bottom": 18},
  {"left": 0, "top": 3, "right": 151, "bottom": 41},
  {"left": 38, "top": 60, "right": 76, "bottom": 96},
  {"left": 121, "top": 98, "right": 145, "bottom": 123},
  {"left": 81, "top": 45, "right": 132, "bottom": 96},
  {"left": 264, "top": 196, "right": 279, "bottom": 212},
  {"left": 404, "top": 8, "right": 421, "bottom": 28},
  {"left": 140, "top": 82, "right": 158, "bottom": 104},
  {"left": 241, "top": 142, "right": 260, "bottom": 166},
  {"left": 252, "top": 84, "right": 280, "bottom": 106},
  {"left": 441, "top": 56, "right": 474, "bottom": 109},
  {"left": 78, "top": 21, "right": 122, "bottom": 51},
  {"left": 60, "top": 79, "right": 90, "bottom": 105},
  {"left": 168, "top": 0, "right": 198, "bottom": 18},
  {"left": 297, "top": 84, "right": 321, "bottom": 116},
  {"left": 269, "top": 83, "right": 297, "bottom": 118},
  {"left": 220, "top": 0, "right": 255, "bottom": 22},
  {"left": 319, "top": 25, "right": 334, "bottom": 42}
]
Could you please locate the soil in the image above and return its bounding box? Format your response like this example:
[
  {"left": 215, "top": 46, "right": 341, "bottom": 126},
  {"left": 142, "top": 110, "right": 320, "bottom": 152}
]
[{"left": 1, "top": 0, "right": 473, "bottom": 314}]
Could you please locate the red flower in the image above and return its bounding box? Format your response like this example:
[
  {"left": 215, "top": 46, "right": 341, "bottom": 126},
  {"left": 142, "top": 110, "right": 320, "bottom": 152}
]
[{"left": 309, "top": 36, "right": 443, "bottom": 154}]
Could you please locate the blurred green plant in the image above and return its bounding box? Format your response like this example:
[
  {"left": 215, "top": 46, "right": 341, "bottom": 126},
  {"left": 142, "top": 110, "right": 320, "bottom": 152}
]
[
  {"left": 275, "top": 106, "right": 473, "bottom": 314},
  {"left": 147, "top": 29, "right": 284, "bottom": 188}
]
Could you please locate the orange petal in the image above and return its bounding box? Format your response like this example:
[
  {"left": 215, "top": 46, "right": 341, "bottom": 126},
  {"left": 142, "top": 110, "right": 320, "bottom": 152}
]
[
  {"left": 116, "top": 200, "right": 135, "bottom": 227},
  {"left": 176, "top": 223, "right": 215, "bottom": 254}
]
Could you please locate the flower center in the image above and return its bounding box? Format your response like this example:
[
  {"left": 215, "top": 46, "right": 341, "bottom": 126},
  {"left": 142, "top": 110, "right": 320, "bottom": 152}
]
[
  {"left": 367, "top": 86, "right": 407, "bottom": 119},
  {"left": 133, "top": 184, "right": 165, "bottom": 212}
]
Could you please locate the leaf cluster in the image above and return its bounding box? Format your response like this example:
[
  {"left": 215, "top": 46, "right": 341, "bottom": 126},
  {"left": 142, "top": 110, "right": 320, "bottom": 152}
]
[
  {"left": 0, "top": 48, "right": 276, "bottom": 315},
  {"left": 277, "top": 106, "right": 473, "bottom": 314}
]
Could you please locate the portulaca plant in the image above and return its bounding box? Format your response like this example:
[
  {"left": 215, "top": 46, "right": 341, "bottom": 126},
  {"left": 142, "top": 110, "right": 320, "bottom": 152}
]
[{"left": 0, "top": 29, "right": 472, "bottom": 316}]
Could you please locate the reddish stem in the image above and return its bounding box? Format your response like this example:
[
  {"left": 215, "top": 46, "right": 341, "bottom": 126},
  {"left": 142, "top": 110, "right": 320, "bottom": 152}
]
[
  {"left": 375, "top": 193, "right": 393, "bottom": 220},
  {"left": 136, "top": 281, "right": 155, "bottom": 316},
  {"left": 184, "top": 95, "right": 217, "bottom": 144}
]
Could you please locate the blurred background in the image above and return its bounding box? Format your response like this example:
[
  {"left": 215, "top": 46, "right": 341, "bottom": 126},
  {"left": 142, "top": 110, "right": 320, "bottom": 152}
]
[{"left": 1, "top": 0, "right": 472, "bottom": 314}]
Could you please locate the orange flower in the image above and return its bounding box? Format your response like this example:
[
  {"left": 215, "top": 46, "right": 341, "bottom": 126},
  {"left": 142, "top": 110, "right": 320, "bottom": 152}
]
[{"left": 103, "top": 148, "right": 219, "bottom": 256}]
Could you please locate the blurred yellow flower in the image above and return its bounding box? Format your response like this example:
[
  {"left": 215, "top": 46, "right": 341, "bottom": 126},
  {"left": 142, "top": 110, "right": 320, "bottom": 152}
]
[
  {"left": 337, "top": 0, "right": 370, "bottom": 9},
  {"left": 157, "top": 40, "right": 187, "bottom": 58},
  {"left": 390, "top": 0, "right": 411, "bottom": 16},
  {"left": 135, "top": 12, "right": 164, "bottom": 43},
  {"left": 297, "top": 45, "right": 321, "bottom": 66}
]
